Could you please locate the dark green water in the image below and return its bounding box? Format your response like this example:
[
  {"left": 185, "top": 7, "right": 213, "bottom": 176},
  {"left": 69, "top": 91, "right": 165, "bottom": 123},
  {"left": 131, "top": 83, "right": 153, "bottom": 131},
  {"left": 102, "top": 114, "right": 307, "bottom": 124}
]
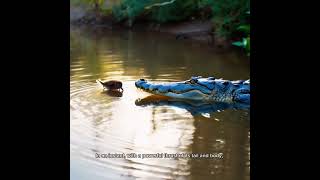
[{"left": 70, "top": 26, "right": 250, "bottom": 180}]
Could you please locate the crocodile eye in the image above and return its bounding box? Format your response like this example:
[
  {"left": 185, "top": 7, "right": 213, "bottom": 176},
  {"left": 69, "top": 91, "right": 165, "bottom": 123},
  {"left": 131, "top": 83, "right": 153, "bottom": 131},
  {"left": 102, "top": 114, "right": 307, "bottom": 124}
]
[
  {"left": 222, "top": 81, "right": 229, "bottom": 86},
  {"left": 190, "top": 79, "right": 197, "bottom": 84}
]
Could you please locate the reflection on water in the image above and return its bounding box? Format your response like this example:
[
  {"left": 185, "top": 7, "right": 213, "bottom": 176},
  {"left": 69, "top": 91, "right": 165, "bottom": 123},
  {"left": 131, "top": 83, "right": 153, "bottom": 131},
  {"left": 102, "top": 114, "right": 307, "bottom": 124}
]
[
  {"left": 70, "top": 26, "right": 250, "bottom": 180},
  {"left": 135, "top": 95, "right": 250, "bottom": 118},
  {"left": 103, "top": 90, "right": 123, "bottom": 97}
]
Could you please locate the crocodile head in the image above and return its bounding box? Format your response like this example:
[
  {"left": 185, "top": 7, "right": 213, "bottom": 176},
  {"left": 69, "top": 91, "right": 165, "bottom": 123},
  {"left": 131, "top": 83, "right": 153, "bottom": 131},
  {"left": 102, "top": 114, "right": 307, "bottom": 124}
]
[{"left": 135, "top": 76, "right": 250, "bottom": 104}]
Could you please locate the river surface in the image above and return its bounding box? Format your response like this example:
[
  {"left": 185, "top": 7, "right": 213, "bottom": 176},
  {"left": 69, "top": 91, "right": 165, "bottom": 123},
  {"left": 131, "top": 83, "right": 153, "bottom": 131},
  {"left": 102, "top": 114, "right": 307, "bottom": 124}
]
[{"left": 70, "top": 26, "right": 250, "bottom": 180}]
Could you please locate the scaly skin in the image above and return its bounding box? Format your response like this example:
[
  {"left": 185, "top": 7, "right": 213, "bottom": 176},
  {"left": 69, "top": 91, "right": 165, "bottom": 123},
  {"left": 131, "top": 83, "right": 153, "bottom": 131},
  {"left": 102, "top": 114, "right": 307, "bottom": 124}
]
[{"left": 135, "top": 76, "right": 250, "bottom": 104}]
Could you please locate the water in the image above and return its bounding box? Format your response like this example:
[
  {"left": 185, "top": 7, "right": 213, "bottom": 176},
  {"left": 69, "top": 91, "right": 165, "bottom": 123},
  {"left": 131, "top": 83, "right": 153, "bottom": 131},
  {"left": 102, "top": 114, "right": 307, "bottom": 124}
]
[{"left": 70, "top": 26, "right": 250, "bottom": 180}]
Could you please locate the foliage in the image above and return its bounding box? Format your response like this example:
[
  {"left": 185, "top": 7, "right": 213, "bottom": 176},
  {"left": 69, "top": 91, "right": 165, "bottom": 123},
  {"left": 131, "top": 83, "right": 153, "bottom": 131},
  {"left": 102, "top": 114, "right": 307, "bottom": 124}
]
[
  {"left": 112, "top": 0, "right": 199, "bottom": 26},
  {"left": 149, "top": 0, "right": 199, "bottom": 23},
  {"left": 112, "top": 0, "right": 150, "bottom": 26},
  {"left": 232, "top": 36, "right": 250, "bottom": 55},
  {"left": 199, "top": 0, "right": 249, "bottom": 38},
  {"left": 232, "top": 11, "right": 250, "bottom": 56}
]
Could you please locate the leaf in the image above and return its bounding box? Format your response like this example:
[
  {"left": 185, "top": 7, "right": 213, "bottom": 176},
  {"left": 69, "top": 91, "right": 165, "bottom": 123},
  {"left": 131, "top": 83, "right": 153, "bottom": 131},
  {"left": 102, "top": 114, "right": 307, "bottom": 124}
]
[
  {"left": 237, "top": 24, "right": 250, "bottom": 34},
  {"left": 232, "top": 41, "right": 244, "bottom": 47},
  {"left": 246, "top": 37, "right": 250, "bottom": 52},
  {"left": 242, "top": 38, "right": 247, "bottom": 47}
]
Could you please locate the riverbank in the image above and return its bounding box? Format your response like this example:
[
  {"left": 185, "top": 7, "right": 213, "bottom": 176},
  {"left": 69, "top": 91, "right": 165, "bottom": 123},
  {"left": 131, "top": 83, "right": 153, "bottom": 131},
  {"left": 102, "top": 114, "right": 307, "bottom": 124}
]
[{"left": 70, "top": 6, "right": 233, "bottom": 49}]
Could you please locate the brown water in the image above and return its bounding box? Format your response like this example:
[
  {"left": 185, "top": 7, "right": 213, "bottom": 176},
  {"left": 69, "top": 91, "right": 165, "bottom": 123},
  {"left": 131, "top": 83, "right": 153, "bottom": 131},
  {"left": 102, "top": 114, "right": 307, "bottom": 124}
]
[{"left": 70, "top": 26, "right": 250, "bottom": 180}]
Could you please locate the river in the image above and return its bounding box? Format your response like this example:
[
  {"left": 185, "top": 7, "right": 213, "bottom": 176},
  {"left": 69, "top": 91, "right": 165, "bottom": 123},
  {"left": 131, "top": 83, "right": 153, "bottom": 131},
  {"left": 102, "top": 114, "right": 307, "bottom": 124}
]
[{"left": 70, "top": 26, "right": 250, "bottom": 180}]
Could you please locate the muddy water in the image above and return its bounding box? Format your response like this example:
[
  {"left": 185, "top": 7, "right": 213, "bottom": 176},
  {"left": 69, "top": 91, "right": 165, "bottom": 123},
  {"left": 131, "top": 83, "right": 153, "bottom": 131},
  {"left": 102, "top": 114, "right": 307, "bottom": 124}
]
[{"left": 70, "top": 26, "right": 250, "bottom": 180}]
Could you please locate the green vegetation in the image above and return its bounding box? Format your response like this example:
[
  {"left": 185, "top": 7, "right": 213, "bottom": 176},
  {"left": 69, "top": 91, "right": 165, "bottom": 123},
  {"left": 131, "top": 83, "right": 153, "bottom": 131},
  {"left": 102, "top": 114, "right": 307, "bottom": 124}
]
[
  {"left": 200, "top": 0, "right": 250, "bottom": 55},
  {"left": 232, "top": 11, "right": 250, "bottom": 55},
  {"left": 111, "top": 0, "right": 149, "bottom": 26},
  {"left": 71, "top": 0, "right": 250, "bottom": 55},
  {"left": 112, "top": 0, "right": 199, "bottom": 26},
  {"left": 199, "top": 0, "right": 249, "bottom": 37},
  {"left": 232, "top": 24, "right": 250, "bottom": 56}
]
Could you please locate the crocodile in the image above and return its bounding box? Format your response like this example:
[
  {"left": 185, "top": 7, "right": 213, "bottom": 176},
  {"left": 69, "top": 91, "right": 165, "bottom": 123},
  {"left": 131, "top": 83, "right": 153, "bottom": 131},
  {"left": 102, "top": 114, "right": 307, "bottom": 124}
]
[{"left": 135, "top": 76, "right": 250, "bottom": 104}]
